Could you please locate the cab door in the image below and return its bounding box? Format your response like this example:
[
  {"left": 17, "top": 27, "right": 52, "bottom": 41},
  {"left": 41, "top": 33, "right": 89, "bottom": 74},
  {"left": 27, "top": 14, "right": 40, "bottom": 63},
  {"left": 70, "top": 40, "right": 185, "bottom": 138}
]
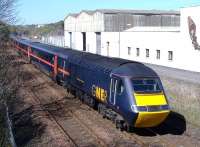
[
  {"left": 109, "top": 78, "right": 117, "bottom": 105},
  {"left": 110, "top": 76, "right": 125, "bottom": 113},
  {"left": 109, "top": 77, "right": 124, "bottom": 110}
]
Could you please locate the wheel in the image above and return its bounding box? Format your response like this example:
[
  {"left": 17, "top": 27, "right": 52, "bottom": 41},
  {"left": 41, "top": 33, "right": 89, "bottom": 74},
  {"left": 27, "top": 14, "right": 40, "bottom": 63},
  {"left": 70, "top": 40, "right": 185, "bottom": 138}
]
[
  {"left": 56, "top": 76, "right": 62, "bottom": 85},
  {"left": 97, "top": 104, "right": 101, "bottom": 113},
  {"left": 83, "top": 94, "right": 88, "bottom": 103},
  {"left": 66, "top": 85, "right": 71, "bottom": 94},
  {"left": 79, "top": 92, "right": 84, "bottom": 102},
  {"left": 124, "top": 122, "right": 133, "bottom": 132},
  {"left": 115, "top": 120, "right": 120, "bottom": 129},
  {"left": 89, "top": 97, "right": 95, "bottom": 108},
  {"left": 115, "top": 120, "right": 123, "bottom": 131}
]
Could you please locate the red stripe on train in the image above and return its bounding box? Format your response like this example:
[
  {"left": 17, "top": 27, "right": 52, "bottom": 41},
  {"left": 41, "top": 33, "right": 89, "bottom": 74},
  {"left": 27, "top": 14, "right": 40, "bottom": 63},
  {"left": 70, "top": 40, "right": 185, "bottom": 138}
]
[{"left": 14, "top": 44, "right": 70, "bottom": 76}]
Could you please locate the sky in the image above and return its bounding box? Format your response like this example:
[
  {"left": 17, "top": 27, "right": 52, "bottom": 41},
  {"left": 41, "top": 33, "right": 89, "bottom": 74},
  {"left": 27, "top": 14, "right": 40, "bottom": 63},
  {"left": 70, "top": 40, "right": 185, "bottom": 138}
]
[{"left": 17, "top": 0, "right": 200, "bottom": 25}]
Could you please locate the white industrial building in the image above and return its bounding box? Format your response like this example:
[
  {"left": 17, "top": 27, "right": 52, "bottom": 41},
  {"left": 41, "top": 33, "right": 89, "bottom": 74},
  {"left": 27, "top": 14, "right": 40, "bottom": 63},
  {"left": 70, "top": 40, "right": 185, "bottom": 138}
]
[{"left": 64, "top": 7, "right": 200, "bottom": 72}]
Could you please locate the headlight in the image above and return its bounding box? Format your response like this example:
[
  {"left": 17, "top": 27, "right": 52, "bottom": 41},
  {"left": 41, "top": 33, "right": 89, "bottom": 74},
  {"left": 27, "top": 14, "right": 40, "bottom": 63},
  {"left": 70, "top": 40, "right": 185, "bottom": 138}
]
[
  {"left": 161, "top": 105, "right": 170, "bottom": 110},
  {"left": 131, "top": 105, "right": 147, "bottom": 112},
  {"left": 137, "top": 106, "right": 148, "bottom": 111},
  {"left": 131, "top": 105, "right": 170, "bottom": 112}
]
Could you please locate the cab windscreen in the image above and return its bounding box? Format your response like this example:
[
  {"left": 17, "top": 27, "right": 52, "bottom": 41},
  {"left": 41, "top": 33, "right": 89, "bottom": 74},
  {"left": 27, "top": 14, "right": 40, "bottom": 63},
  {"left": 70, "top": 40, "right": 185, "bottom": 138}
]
[{"left": 132, "top": 78, "right": 162, "bottom": 93}]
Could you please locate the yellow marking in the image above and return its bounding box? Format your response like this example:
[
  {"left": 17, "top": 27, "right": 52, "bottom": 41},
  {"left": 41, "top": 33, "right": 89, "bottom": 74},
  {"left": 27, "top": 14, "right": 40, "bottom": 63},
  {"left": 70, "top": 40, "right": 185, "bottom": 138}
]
[
  {"left": 134, "top": 93, "right": 167, "bottom": 106},
  {"left": 96, "top": 87, "right": 101, "bottom": 99},
  {"left": 135, "top": 111, "right": 170, "bottom": 128},
  {"left": 101, "top": 89, "right": 107, "bottom": 101},
  {"left": 92, "top": 85, "right": 107, "bottom": 102}
]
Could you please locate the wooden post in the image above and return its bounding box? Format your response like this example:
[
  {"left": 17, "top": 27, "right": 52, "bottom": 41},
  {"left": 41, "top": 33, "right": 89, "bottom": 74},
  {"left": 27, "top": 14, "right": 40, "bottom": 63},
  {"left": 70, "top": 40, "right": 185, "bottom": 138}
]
[{"left": 53, "top": 55, "right": 58, "bottom": 80}]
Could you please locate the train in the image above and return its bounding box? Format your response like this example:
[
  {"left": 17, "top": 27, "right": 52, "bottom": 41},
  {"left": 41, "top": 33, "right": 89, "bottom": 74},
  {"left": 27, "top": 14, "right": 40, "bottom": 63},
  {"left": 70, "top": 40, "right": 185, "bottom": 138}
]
[{"left": 11, "top": 36, "right": 170, "bottom": 131}]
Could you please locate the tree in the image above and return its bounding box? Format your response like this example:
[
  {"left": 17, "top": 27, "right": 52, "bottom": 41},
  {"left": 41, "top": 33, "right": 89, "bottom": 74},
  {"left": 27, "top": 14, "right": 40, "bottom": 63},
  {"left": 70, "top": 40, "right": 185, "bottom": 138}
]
[
  {"left": 0, "top": 1, "right": 18, "bottom": 146},
  {"left": 0, "top": 0, "right": 17, "bottom": 43},
  {"left": 0, "top": 0, "right": 16, "bottom": 23},
  {"left": 0, "top": 0, "right": 18, "bottom": 103}
]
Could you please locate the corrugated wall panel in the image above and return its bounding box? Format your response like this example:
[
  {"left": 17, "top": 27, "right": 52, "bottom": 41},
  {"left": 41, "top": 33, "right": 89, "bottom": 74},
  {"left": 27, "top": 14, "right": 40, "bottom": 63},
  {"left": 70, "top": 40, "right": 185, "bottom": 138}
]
[{"left": 64, "top": 11, "right": 180, "bottom": 32}]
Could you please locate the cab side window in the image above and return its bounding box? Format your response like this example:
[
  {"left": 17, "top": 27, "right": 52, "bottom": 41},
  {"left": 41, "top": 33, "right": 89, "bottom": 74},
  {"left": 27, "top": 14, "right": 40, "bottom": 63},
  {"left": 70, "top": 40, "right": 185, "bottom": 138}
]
[{"left": 116, "top": 80, "right": 124, "bottom": 95}]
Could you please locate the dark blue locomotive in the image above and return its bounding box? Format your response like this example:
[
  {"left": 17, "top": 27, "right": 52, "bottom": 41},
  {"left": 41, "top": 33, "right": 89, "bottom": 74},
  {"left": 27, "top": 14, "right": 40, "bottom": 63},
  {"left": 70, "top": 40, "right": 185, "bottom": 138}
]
[{"left": 12, "top": 36, "right": 170, "bottom": 130}]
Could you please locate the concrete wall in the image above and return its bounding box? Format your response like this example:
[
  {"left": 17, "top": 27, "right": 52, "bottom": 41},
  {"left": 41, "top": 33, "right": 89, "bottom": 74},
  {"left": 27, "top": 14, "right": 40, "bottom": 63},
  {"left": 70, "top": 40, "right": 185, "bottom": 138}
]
[
  {"left": 41, "top": 36, "right": 64, "bottom": 47},
  {"left": 86, "top": 32, "right": 97, "bottom": 53},
  {"left": 101, "top": 32, "right": 120, "bottom": 57},
  {"left": 103, "top": 30, "right": 181, "bottom": 68}
]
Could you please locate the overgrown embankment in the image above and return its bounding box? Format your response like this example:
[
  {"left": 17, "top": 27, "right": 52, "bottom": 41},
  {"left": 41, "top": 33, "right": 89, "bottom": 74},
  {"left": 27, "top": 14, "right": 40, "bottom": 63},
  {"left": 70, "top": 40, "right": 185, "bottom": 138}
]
[
  {"left": 0, "top": 23, "right": 19, "bottom": 146},
  {"left": 161, "top": 75, "right": 200, "bottom": 127}
]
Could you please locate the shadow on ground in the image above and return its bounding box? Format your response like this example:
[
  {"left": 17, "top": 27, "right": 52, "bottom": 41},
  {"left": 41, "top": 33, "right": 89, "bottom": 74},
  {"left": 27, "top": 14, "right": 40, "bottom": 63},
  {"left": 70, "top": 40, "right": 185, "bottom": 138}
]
[
  {"left": 12, "top": 106, "right": 46, "bottom": 147},
  {"left": 133, "top": 111, "right": 186, "bottom": 136}
]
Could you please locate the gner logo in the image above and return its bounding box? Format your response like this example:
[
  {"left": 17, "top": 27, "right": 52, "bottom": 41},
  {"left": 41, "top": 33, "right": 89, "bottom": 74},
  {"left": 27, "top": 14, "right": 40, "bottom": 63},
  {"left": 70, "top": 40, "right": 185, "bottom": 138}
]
[
  {"left": 92, "top": 85, "right": 107, "bottom": 102},
  {"left": 188, "top": 16, "right": 200, "bottom": 50}
]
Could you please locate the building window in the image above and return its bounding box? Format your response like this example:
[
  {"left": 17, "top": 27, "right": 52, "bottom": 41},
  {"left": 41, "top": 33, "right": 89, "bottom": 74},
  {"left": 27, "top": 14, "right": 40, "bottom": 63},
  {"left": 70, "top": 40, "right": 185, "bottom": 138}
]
[
  {"left": 136, "top": 48, "right": 140, "bottom": 56},
  {"left": 156, "top": 50, "right": 160, "bottom": 59},
  {"left": 146, "top": 49, "right": 149, "bottom": 58},
  {"left": 128, "top": 47, "right": 131, "bottom": 55},
  {"left": 168, "top": 51, "right": 173, "bottom": 61}
]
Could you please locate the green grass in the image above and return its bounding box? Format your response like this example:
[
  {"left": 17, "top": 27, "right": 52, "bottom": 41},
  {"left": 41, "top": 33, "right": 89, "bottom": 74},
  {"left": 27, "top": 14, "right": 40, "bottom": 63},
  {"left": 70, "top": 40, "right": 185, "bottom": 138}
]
[{"left": 160, "top": 75, "right": 200, "bottom": 127}]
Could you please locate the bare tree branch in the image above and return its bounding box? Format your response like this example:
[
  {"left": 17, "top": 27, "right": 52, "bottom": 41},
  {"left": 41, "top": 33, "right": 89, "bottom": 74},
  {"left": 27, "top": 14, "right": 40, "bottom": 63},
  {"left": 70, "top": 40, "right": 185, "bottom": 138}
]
[{"left": 0, "top": 0, "right": 17, "bottom": 24}]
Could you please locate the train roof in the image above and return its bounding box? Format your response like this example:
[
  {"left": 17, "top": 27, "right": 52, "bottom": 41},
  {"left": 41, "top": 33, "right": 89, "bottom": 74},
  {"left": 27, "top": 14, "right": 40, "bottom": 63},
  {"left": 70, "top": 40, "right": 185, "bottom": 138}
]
[
  {"left": 112, "top": 63, "right": 158, "bottom": 78},
  {"left": 13, "top": 37, "right": 158, "bottom": 77}
]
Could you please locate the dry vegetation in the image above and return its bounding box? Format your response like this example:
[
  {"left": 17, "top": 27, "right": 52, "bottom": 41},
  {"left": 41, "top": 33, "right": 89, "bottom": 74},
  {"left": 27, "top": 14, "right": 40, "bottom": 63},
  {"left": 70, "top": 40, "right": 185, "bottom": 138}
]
[{"left": 0, "top": 0, "right": 18, "bottom": 146}]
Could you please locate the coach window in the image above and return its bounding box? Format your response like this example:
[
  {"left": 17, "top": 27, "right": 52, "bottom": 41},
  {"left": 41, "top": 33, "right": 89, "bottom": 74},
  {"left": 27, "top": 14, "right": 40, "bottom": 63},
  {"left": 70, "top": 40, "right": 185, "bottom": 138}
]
[
  {"left": 136, "top": 48, "right": 140, "bottom": 56},
  {"left": 168, "top": 51, "right": 173, "bottom": 61},
  {"left": 146, "top": 49, "right": 149, "bottom": 58},
  {"left": 51, "top": 56, "right": 54, "bottom": 63},
  {"left": 128, "top": 47, "right": 131, "bottom": 55},
  {"left": 156, "top": 50, "right": 160, "bottom": 59}
]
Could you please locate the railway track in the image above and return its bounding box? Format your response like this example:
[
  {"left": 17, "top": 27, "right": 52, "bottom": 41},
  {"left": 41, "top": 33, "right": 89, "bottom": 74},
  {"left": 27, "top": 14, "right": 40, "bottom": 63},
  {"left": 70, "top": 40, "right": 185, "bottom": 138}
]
[
  {"left": 60, "top": 97, "right": 180, "bottom": 147},
  {"left": 30, "top": 86, "right": 108, "bottom": 147},
  {"left": 28, "top": 90, "right": 77, "bottom": 147}
]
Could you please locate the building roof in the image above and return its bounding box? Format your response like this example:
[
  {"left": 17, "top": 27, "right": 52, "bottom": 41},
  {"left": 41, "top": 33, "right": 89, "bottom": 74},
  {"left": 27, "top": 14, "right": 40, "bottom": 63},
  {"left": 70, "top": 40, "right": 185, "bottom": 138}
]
[
  {"left": 64, "top": 9, "right": 180, "bottom": 20},
  {"left": 96, "top": 9, "right": 180, "bottom": 15}
]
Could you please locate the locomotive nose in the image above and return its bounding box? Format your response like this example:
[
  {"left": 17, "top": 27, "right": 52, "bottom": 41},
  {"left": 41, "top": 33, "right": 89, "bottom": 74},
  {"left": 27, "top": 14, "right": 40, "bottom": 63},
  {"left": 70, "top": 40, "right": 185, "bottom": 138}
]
[
  {"left": 134, "top": 110, "right": 170, "bottom": 127},
  {"left": 133, "top": 93, "right": 170, "bottom": 127}
]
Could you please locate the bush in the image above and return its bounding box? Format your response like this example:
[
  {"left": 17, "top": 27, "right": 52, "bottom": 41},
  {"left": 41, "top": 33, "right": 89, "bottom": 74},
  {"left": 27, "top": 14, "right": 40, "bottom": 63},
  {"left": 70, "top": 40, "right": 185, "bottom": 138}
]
[{"left": 0, "top": 23, "right": 10, "bottom": 46}]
